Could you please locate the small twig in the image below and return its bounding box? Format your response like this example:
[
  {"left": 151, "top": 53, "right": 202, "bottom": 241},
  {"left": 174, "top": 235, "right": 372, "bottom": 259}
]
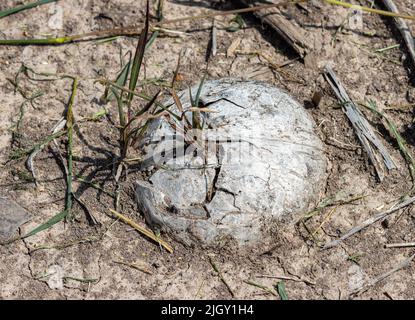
[
  {"left": 325, "top": 0, "right": 415, "bottom": 20},
  {"left": 211, "top": 19, "right": 217, "bottom": 57},
  {"left": 63, "top": 276, "right": 99, "bottom": 284},
  {"left": 24, "top": 129, "right": 66, "bottom": 183},
  {"left": 303, "top": 193, "right": 365, "bottom": 220},
  {"left": 323, "top": 195, "right": 415, "bottom": 249},
  {"left": 326, "top": 136, "right": 361, "bottom": 151},
  {"left": 301, "top": 220, "right": 321, "bottom": 244},
  {"left": 109, "top": 209, "right": 173, "bottom": 253},
  {"left": 235, "top": 50, "right": 299, "bottom": 71},
  {"left": 113, "top": 259, "right": 153, "bottom": 275},
  {"left": 195, "top": 279, "right": 206, "bottom": 298},
  {"left": 385, "top": 242, "right": 415, "bottom": 248},
  {"left": 239, "top": 0, "right": 310, "bottom": 57},
  {"left": 324, "top": 65, "right": 396, "bottom": 181},
  {"left": 208, "top": 256, "right": 235, "bottom": 298},
  {"left": 311, "top": 206, "right": 338, "bottom": 238},
  {"left": 172, "top": 54, "right": 182, "bottom": 88},
  {"left": 227, "top": 38, "right": 241, "bottom": 57},
  {"left": 350, "top": 39, "right": 402, "bottom": 65},
  {"left": 72, "top": 195, "right": 99, "bottom": 226},
  {"left": 379, "top": 0, "right": 415, "bottom": 73},
  {"left": 350, "top": 252, "right": 415, "bottom": 296},
  {"left": 256, "top": 274, "right": 316, "bottom": 286},
  {"left": 243, "top": 280, "right": 278, "bottom": 297}
]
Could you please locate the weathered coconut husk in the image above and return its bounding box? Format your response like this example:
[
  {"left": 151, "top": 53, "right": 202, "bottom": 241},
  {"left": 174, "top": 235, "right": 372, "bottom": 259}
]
[{"left": 135, "top": 78, "right": 327, "bottom": 247}]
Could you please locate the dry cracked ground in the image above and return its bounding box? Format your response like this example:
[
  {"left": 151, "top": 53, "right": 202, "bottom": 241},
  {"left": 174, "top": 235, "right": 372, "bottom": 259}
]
[{"left": 1, "top": 0, "right": 415, "bottom": 299}]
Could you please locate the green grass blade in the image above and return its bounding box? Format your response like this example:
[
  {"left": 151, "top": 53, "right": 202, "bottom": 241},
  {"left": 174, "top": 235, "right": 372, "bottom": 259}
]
[
  {"left": 75, "top": 176, "right": 115, "bottom": 198},
  {"left": 95, "top": 36, "right": 119, "bottom": 44},
  {"left": 125, "top": 91, "right": 160, "bottom": 147},
  {"left": 8, "top": 130, "right": 66, "bottom": 161},
  {"left": 99, "top": 79, "right": 180, "bottom": 120},
  {"left": 156, "top": 0, "right": 165, "bottom": 21},
  {"left": 125, "top": 91, "right": 160, "bottom": 129},
  {"left": 145, "top": 31, "right": 159, "bottom": 51},
  {"left": 190, "top": 75, "right": 206, "bottom": 130},
  {"left": 189, "top": 86, "right": 195, "bottom": 107},
  {"left": 106, "top": 25, "right": 157, "bottom": 124},
  {"left": 116, "top": 66, "right": 131, "bottom": 127},
  {"left": 194, "top": 74, "right": 206, "bottom": 108},
  {"left": 227, "top": 14, "right": 245, "bottom": 32},
  {"left": 116, "top": 62, "right": 131, "bottom": 88},
  {"left": 105, "top": 55, "right": 132, "bottom": 102},
  {"left": 23, "top": 210, "right": 68, "bottom": 238},
  {"left": 0, "top": 37, "right": 72, "bottom": 45},
  {"left": 85, "top": 108, "right": 107, "bottom": 121},
  {"left": 21, "top": 78, "right": 78, "bottom": 238},
  {"left": 107, "top": 53, "right": 131, "bottom": 127},
  {"left": 114, "top": 61, "right": 131, "bottom": 92},
  {"left": 388, "top": 122, "right": 415, "bottom": 180},
  {"left": 365, "top": 100, "right": 415, "bottom": 181},
  {"left": 127, "top": 0, "right": 150, "bottom": 108},
  {"left": 65, "top": 78, "right": 78, "bottom": 216},
  {"left": 0, "top": 0, "right": 58, "bottom": 19},
  {"left": 115, "top": 94, "right": 126, "bottom": 128},
  {"left": 275, "top": 281, "right": 289, "bottom": 300}
]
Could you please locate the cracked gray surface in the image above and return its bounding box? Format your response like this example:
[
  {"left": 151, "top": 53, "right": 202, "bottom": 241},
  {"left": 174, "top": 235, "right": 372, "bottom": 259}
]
[
  {"left": 136, "top": 78, "right": 327, "bottom": 246},
  {"left": 0, "top": 197, "right": 32, "bottom": 242}
]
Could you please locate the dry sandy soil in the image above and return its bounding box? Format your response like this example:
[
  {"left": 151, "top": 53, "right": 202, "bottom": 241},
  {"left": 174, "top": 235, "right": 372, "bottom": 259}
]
[{"left": 1, "top": 0, "right": 415, "bottom": 300}]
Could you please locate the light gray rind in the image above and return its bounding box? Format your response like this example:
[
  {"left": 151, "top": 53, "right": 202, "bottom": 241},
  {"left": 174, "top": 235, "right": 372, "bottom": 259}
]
[{"left": 135, "top": 78, "right": 327, "bottom": 247}]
